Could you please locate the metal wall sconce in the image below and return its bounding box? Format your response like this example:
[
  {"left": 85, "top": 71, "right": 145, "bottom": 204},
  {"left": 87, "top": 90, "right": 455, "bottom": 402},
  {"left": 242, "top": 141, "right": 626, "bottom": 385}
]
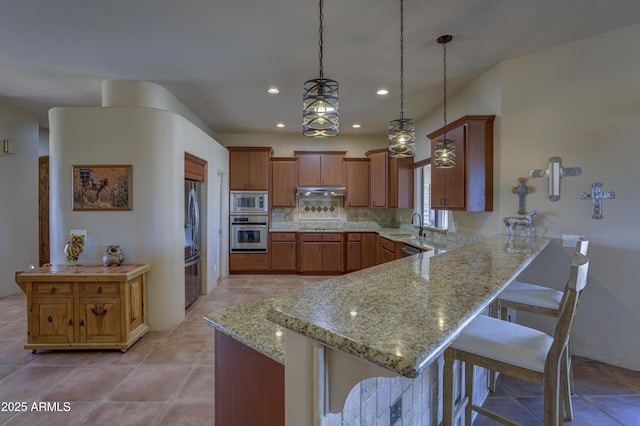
[
  {"left": 529, "top": 156, "right": 581, "bottom": 201},
  {"left": 3, "top": 139, "right": 15, "bottom": 154}
]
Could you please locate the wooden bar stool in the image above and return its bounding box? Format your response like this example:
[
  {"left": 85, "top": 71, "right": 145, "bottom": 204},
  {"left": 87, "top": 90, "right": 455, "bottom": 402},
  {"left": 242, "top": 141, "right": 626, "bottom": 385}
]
[
  {"left": 443, "top": 252, "right": 589, "bottom": 426},
  {"left": 491, "top": 239, "right": 589, "bottom": 404}
]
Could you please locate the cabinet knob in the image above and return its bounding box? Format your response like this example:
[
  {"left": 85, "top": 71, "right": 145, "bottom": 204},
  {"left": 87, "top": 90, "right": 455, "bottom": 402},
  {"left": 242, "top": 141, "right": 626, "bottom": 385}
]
[
  {"left": 80, "top": 320, "right": 85, "bottom": 327},
  {"left": 97, "top": 286, "right": 103, "bottom": 294},
  {"left": 68, "top": 319, "right": 73, "bottom": 326},
  {"left": 47, "top": 316, "right": 53, "bottom": 322},
  {"left": 49, "top": 287, "right": 56, "bottom": 295}
]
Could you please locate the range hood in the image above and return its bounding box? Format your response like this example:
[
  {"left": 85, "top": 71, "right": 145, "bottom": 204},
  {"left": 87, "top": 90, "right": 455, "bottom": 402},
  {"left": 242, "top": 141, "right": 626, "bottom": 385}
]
[{"left": 296, "top": 187, "right": 346, "bottom": 197}]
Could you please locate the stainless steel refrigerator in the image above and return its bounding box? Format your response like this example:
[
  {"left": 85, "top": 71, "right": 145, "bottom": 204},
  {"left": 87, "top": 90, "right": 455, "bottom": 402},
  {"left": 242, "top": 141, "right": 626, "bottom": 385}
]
[{"left": 184, "top": 180, "right": 201, "bottom": 308}]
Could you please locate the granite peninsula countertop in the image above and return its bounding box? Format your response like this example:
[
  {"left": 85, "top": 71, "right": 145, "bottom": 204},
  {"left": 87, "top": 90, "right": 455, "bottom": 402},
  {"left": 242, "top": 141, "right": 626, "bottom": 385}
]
[{"left": 205, "top": 235, "right": 550, "bottom": 378}]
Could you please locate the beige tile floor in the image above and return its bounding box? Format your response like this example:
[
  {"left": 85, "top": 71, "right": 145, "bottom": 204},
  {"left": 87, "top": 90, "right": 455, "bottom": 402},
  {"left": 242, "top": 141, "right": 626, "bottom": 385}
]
[{"left": 1, "top": 274, "right": 639, "bottom": 425}]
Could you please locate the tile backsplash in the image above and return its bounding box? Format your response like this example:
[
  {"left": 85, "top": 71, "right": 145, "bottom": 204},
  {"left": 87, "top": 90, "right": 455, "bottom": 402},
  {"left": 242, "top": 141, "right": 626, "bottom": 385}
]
[{"left": 271, "top": 196, "right": 396, "bottom": 226}]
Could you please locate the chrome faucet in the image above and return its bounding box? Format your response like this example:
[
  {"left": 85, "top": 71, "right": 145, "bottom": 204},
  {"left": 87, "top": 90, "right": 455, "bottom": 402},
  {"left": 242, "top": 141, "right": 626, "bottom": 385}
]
[{"left": 411, "top": 212, "right": 423, "bottom": 236}]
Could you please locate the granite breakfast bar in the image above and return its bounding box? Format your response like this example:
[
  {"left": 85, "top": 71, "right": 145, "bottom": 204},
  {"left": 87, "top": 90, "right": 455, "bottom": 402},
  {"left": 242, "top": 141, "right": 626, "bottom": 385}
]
[{"left": 205, "top": 235, "right": 550, "bottom": 425}]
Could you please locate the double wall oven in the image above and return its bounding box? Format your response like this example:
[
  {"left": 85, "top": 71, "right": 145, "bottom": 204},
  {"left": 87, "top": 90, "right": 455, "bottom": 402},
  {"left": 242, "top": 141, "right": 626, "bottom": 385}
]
[{"left": 230, "top": 191, "right": 268, "bottom": 253}]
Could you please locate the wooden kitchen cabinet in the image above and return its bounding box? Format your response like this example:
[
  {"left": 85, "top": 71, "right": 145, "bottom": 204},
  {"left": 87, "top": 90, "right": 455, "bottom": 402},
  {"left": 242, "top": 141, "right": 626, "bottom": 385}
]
[
  {"left": 377, "top": 236, "right": 398, "bottom": 264},
  {"left": 344, "top": 158, "right": 370, "bottom": 208},
  {"left": 345, "top": 233, "right": 362, "bottom": 272},
  {"left": 298, "top": 233, "right": 344, "bottom": 274},
  {"left": 230, "top": 253, "right": 269, "bottom": 273},
  {"left": 270, "top": 158, "right": 298, "bottom": 208},
  {"left": 15, "top": 264, "right": 150, "bottom": 352},
  {"left": 295, "top": 151, "right": 346, "bottom": 187},
  {"left": 270, "top": 232, "right": 297, "bottom": 272},
  {"left": 428, "top": 115, "right": 495, "bottom": 211},
  {"left": 228, "top": 146, "right": 272, "bottom": 190},
  {"left": 361, "top": 233, "right": 378, "bottom": 269},
  {"left": 366, "top": 149, "right": 414, "bottom": 208}
]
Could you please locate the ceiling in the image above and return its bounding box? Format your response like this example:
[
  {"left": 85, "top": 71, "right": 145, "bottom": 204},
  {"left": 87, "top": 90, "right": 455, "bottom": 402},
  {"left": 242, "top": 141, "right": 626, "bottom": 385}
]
[{"left": 1, "top": 0, "right": 639, "bottom": 136}]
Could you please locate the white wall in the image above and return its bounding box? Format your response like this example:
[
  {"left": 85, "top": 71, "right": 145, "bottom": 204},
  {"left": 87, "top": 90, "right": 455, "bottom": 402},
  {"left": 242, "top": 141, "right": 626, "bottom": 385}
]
[
  {"left": 49, "top": 81, "right": 229, "bottom": 330},
  {"left": 417, "top": 24, "right": 640, "bottom": 370},
  {"left": 0, "top": 103, "right": 39, "bottom": 298}
]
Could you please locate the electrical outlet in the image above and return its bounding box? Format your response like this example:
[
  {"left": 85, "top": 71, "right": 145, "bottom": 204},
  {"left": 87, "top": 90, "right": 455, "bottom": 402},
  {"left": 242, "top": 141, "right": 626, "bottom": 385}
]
[
  {"left": 390, "top": 397, "right": 402, "bottom": 426},
  {"left": 562, "top": 234, "right": 584, "bottom": 248}
]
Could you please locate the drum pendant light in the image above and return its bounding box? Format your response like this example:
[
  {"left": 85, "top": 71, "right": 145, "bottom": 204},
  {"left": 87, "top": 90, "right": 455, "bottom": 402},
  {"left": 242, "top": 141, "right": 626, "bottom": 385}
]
[
  {"left": 303, "top": 0, "right": 339, "bottom": 138},
  {"left": 388, "top": 0, "right": 415, "bottom": 158},
  {"left": 433, "top": 34, "right": 456, "bottom": 168}
]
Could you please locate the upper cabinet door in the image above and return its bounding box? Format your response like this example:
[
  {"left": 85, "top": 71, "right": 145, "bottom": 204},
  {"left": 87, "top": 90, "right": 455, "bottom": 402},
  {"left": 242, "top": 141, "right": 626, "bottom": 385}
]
[
  {"left": 430, "top": 125, "right": 466, "bottom": 210},
  {"left": 295, "top": 151, "right": 346, "bottom": 187},
  {"left": 344, "top": 159, "right": 370, "bottom": 208},
  {"left": 270, "top": 158, "right": 298, "bottom": 207},
  {"left": 368, "top": 150, "right": 388, "bottom": 208},
  {"left": 228, "top": 147, "right": 272, "bottom": 190},
  {"left": 319, "top": 154, "right": 344, "bottom": 186},
  {"left": 428, "top": 115, "right": 494, "bottom": 211},
  {"left": 297, "top": 154, "right": 321, "bottom": 186}
]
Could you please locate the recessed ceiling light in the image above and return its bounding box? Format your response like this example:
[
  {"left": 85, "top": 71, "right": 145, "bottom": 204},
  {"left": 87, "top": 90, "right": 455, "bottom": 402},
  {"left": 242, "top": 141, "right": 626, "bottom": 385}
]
[
  {"left": 267, "top": 87, "right": 280, "bottom": 94},
  {"left": 376, "top": 89, "right": 389, "bottom": 95},
  {"left": 352, "top": 124, "right": 362, "bottom": 128},
  {"left": 276, "top": 123, "right": 286, "bottom": 128}
]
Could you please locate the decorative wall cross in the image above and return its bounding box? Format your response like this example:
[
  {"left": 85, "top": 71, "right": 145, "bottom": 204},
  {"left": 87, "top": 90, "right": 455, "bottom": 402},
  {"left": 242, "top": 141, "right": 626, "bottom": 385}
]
[
  {"left": 529, "top": 156, "right": 582, "bottom": 201},
  {"left": 512, "top": 177, "right": 534, "bottom": 214},
  {"left": 580, "top": 182, "right": 615, "bottom": 219}
]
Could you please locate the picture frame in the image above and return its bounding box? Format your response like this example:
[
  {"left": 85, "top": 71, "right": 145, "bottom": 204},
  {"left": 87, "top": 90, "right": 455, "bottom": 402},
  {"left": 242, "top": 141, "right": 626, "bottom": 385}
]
[{"left": 72, "top": 165, "right": 132, "bottom": 211}]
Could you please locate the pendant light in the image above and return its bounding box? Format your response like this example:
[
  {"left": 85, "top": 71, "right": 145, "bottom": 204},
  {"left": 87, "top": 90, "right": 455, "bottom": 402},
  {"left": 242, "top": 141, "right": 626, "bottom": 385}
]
[
  {"left": 388, "top": 0, "right": 415, "bottom": 158},
  {"left": 303, "top": 0, "right": 339, "bottom": 138},
  {"left": 433, "top": 34, "right": 456, "bottom": 168}
]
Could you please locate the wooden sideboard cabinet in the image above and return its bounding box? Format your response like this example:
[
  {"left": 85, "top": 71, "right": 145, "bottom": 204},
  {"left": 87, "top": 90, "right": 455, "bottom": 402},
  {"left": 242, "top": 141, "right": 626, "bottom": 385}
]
[{"left": 15, "top": 264, "right": 150, "bottom": 352}]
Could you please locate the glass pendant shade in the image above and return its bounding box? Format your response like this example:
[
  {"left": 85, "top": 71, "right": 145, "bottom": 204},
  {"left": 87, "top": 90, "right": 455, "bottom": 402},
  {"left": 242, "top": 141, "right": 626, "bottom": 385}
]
[
  {"left": 303, "top": 0, "right": 339, "bottom": 138},
  {"left": 388, "top": 118, "right": 415, "bottom": 158},
  {"left": 433, "top": 138, "right": 456, "bottom": 168},
  {"left": 303, "top": 78, "right": 339, "bottom": 137},
  {"left": 388, "top": 0, "right": 415, "bottom": 158}
]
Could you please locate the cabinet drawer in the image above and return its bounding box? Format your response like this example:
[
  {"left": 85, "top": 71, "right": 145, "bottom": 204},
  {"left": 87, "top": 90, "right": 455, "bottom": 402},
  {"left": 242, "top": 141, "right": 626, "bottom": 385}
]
[
  {"left": 301, "top": 234, "right": 322, "bottom": 242},
  {"left": 347, "top": 233, "right": 362, "bottom": 242},
  {"left": 80, "top": 282, "right": 119, "bottom": 296},
  {"left": 33, "top": 282, "right": 73, "bottom": 296},
  {"left": 322, "top": 233, "right": 343, "bottom": 242},
  {"left": 380, "top": 248, "right": 395, "bottom": 263},
  {"left": 380, "top": 237, "right": 396, "bottom": 253},
  {"left": 271, "top": 232, "right": 296, "bottom": 242}
]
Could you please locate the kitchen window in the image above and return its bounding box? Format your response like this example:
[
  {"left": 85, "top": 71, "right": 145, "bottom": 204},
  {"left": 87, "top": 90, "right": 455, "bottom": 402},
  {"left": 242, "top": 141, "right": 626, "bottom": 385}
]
[{"left": 415, "top": 163, "right": 448, "bottom": 229}]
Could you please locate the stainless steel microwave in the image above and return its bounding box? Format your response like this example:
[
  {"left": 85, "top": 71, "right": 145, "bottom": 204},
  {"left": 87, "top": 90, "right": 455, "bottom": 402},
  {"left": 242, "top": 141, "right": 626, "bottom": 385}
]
[{"left": 230, "top": 191, "right": 268, "bottom": 214}]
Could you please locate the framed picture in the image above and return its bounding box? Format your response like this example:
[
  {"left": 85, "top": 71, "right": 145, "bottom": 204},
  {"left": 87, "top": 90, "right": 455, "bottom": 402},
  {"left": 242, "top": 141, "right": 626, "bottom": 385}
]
[{"left": 72, "top": 165, "right": 132, "bottom": 211}]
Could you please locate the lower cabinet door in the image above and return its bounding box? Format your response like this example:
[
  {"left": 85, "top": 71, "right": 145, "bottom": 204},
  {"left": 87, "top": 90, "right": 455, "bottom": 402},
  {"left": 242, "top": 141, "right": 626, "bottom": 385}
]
[
  {"left": 271, "top": 241, "right": 296, "bottom": 271},
  {"left": 31, "top": 297, "right": 74, "bottom": 344},
  {"left": 78, "top": 298, "right": 122, "bottom": 343},
  {"left": 323, "top": 242, "right": 344, "bottom": 273},
  {"left": 300, "top": 242, "right": 323, "bottom": 272}
]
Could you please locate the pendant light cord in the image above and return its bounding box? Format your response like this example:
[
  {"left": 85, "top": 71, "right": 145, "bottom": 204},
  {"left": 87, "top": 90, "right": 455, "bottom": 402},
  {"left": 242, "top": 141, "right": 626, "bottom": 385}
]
[
  {"left": 319, "top": 0, "right": 324, "bottom": 79},
  {"left": 400, "top": 0, "right": 405, "bottom": 120},
  {"left": 442, "top": 40, "right": 448, "bottom": 141}
]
